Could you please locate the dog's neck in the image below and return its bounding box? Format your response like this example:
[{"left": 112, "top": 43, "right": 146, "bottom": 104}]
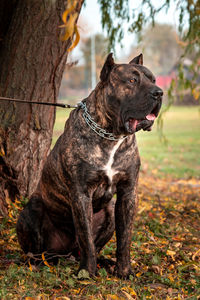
[{"left": 84, "top": 82, "right": 121, "bottom": 137}]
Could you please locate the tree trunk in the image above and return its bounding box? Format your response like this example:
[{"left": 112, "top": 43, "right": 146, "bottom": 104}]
[{"left": 0, "top": 0, "right": 84, "bottom": 216}]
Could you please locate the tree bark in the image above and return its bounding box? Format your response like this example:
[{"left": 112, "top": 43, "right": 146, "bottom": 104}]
[{"left": 0, "top": 0, "right": 84, "bottom": 216}]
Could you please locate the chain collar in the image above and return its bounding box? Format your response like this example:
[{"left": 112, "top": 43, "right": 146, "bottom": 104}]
[{"left": 79, "top": 102, "right": 127, "bottom": 141}]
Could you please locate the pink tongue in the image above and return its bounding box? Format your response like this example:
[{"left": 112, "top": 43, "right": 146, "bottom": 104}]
[
  {"left": 133, "top": 120, "right": 138, "bottom": 130},
  {"left": 146, "top": 114, "right": 156, "bottom": 121},
  {"left": 129, "top": 119, "right": 138, "bottom": 131}
]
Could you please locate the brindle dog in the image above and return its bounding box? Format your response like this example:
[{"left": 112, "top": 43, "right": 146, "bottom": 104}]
[{"left": 17, "top": 53, "right": 163, "bottom": 278}]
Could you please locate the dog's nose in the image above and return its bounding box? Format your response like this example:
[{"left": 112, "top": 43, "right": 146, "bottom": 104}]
[{"left": 151, "top": 87, "right": 163, "bottom": 99}]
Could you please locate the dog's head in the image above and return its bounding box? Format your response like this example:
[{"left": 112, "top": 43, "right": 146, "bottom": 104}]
[{"left": 100, "top": 53, "right": 163, "bottom": 135}]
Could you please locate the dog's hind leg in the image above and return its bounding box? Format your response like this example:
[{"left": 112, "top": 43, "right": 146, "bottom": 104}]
[
  {"left": 16, "top": 196, "right": 45, "bottom": 255},
  {"left": 17, "top": 195, "right": 78, "bottom": 263}
]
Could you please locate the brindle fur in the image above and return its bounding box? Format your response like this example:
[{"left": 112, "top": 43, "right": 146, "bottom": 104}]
[{"left": 17, "top": 54, "right": 163, "bottom": 278}]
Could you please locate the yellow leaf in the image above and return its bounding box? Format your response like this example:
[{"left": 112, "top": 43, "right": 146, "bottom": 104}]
[
  {"left": 60, "top": 13, "right": 78, "bottom": 42},
  {"left": 121, "top": 291, "right": 134, "bottom": 299},
  {"left": 41, "top": 252, "right": 54, "bottom": 272},
  {"left": 192, "top": 248, "right": 200, "bottom": 260},
  {"left": 168, "top": 274, "right": 174, "bottom": 282},
  {"left": 28, "top": 260, "right": 33, "bottom": 272},
  {"left": 0, "top": 145, "right": 5, "bottom": 156},
  {"left": 67, "top": 25, "right": 80, "bottom": 52},
  {"left": 166, "top": 250, "right": 176, "bottom": 260},
  {"left": 56, "top": 297, "right": 71, "bottom": 300},
  {"left": 106, "top": 295, "right": 120, "bottom": 300},
  {"left": 190, "top": 279, "right": 196, "bottom": 285},
  {"left": 62, "top": 0, "right": 77, "bottom": 23},
  {"left": 122, "top": 287, "right": 137, "bottom": 297},
  {"left": 192, "top": 88, "right": 200, "bottom": 100},
  {"left": 60, "top": 1, "right": 80, "bottom": 52},
  {"left": 8, "top": 211, "right": 13, "bottom": 219},
  {"left": 71, "top": 288, "right": 81, "bottom": 294},
  {"left": 80, "top": 280, "right": 93, "bottom": 285},
  {"left": 37, "top": 294, "right": 49, "bottom": 300},
  {"left": 8, "top": 234, "right": 16, "bottom": 241}
]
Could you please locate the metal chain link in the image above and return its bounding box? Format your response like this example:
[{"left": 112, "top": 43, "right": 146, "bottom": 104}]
[{"left": 79, "top": 102, "right": 127, "bottom": 141}]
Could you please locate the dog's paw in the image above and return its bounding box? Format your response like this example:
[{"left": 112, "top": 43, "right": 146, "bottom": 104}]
[
  {"left": 79, "top": 261, "right": 97, "bottom": 278},
  {"left": 114, "top": 264, "right": 134, "bottom": 279}
]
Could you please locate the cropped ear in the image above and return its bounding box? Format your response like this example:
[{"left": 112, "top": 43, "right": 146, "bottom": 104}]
[
  {"left": 100, "top": 53, "right": 115, "bottom": 82},
  {"left": 129, "top": 53, "right": 143, "bottom": 65}
]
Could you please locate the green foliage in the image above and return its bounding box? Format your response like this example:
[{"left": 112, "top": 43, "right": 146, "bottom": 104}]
[
  {"left": 97, "top": 0, "right": 129, "bottom": 50},
  {"left": 97, "top": 0, "right": 200, "bottom": 52}
]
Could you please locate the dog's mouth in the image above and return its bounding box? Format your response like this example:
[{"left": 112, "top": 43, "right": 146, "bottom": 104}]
[{"left": 125, "top": 103, "right": 161, "bottom": 134}]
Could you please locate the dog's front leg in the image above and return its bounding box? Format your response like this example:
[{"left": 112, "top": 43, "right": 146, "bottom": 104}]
[
  {"left": 71, "top": 194, "right": 96, "bottom": 276},
  {"left": 115, "top": 174, "right": 139, "bottom": 278}
]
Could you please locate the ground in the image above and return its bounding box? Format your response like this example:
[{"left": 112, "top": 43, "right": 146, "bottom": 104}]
[{"left": 0, "top": 105, "right": 199, "bottom": 299}]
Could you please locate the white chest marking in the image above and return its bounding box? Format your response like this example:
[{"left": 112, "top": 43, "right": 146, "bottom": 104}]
[{"left": 104, "top": 139, "right": 123, "bottom": 182}]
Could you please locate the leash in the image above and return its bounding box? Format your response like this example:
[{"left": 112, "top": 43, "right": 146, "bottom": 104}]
[
  {"left": 0, "top": 96, "right": 127, "bottom": 141},
  {"left": 0, "top": 96, "right": 78, "bottom": 109}
]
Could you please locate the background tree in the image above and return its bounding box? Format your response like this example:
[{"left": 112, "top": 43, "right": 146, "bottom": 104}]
[
  {"left": 98, "top": 0, "right": 200, "bottom": 98},
  {"left": 81, "top": 33, "right": 109, "bottom": 90},
  {"left": 129, "top": 23, "right": 182, "bottom": 76},
  {"left": 59, "top": 33, "right": 108, "bottom": 99},
  {"left": 0, "top": 0, "right": 84, "bottom": 215}
]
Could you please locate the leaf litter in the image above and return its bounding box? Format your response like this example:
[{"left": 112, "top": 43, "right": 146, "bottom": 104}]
[{"left": 0, "top": 174, "right": 199, "bottom": 299}]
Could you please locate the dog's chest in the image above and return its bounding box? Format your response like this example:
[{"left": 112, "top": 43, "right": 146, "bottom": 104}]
[{"left": 103, "top": 139, "right": 123, "bottom": 182}]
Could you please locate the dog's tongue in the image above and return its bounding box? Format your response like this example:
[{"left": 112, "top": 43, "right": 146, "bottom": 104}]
[
  {"left": 128, "top": 114, "right": 156, "bottom": 132},
  {"left": 146, "top": 114, "right": 156, "bottom": 121},
  {"left": 129, "top": 119, "right": 138, "bottom": 131}
]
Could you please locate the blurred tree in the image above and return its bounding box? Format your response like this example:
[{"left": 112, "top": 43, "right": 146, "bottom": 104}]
[
  {"left": 59, "top": 34, "right": 108, "bottom": 98},
  {"left": 81, "top": 33, "right": 109, "bottom": 90},
  {"left": 0, "top": 0, "right": 84, "bottom": 215},
  {"left": 128, "top": 23, "right": 182, "bottom": 75}
]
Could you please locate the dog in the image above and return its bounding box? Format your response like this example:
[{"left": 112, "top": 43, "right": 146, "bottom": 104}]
[{"left": 17, "top": 53, "right": 163, "bottom": 278}]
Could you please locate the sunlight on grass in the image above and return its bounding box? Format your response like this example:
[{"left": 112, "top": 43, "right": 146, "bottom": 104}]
[{"left": 137, "top": 106, "right": 200, "bottom": 178}]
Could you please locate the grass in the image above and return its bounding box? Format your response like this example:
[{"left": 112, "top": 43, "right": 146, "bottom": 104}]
[
  {"left": 53, "top": 105, "right": 200, "bottom": 179},
  {"left": 137, "top": 106, "right": 200, "bottom": 178},
  {"left": 0, "top": 105, "right": 199, "bottom": 299},
  {"left": 1, "top": 176, "right": 199, "bottom": 299}
]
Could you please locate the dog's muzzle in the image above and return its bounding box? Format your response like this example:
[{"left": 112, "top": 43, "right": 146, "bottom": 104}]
[{"left": 125, "top": 87, "right": 163, "bottom": 133}]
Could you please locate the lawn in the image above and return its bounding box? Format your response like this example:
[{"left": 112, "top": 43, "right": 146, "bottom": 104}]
[{"left": 0, "top": 105, "right": 199, "bottom": 299}]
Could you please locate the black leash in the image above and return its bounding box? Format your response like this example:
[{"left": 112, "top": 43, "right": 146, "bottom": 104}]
[{"left": 0, "top": 96, "right": 78, "bottom": 108}]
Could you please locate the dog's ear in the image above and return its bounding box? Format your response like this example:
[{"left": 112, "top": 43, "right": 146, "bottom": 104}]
[
  {"left": 129, "top": 53, "right": 143, "bottom": 65},
  {"left": 100, "top": 53, "right": 115, "bottom": 82}
]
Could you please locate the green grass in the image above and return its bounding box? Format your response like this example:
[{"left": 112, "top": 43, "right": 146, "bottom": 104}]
[
  {"left": 137, "top": 106, "right": 200, "bottom": 178},
  {"left": 52, "top": 107, "right": 72, "bottom": 145},
  {"left": 53, "top": 105, "right": 200, "bottom": 179}
]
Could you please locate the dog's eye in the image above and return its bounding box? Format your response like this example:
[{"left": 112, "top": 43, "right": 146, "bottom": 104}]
[{"left": 130, "top": 78, "right": 137, "bottom": 83}]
